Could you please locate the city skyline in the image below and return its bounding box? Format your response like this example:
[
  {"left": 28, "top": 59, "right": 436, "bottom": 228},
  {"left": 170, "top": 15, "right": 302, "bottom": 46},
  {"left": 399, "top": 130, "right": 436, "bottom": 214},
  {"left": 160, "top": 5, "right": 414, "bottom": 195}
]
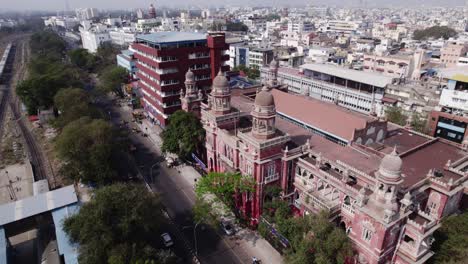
[{"left": 1, "top": 0, "right": 467, "bottom": 12}]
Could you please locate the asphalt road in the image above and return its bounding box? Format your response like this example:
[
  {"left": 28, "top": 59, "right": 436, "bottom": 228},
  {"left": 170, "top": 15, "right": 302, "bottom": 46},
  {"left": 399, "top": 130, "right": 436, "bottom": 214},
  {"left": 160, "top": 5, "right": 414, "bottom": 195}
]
[{"left": 106, "top": 98, "right": 246, "bottom": 264}]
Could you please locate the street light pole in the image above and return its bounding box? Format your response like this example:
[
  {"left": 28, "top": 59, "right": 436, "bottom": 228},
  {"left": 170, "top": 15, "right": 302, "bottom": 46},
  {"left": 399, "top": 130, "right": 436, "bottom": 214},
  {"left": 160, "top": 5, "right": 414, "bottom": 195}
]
[
  {"left": 150, "top": 162, "right": 158, "bottom": 184},
  {"left": 194, "top": 220, "right": 201, "bottom": 256}
]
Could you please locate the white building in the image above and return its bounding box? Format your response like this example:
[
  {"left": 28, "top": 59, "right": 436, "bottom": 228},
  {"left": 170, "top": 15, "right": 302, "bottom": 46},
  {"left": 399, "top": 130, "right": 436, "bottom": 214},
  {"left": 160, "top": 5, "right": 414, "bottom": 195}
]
[
  {"left": 79, "top": 22, "right": 110, "bottom": 53},
  {"left": 109, "top": 30, "right": 136, "bottom": 47},
  {"left": 308, "top": 46, "right": 336, "bottom": 63},
  {"left": 43, "top": 16, "right": 80, "bottom": 30},
  {"left": 75, "top": 8, "right": 99, "bottom": 20},
  {"left": 136, "top": 19, "right": 161, "bottom": 32},
  {"left": 261, "top": 63, "right": 393, "bottom": 116},
  {"left": 287, "top": 20, "right": 314, "bottom": 33}
]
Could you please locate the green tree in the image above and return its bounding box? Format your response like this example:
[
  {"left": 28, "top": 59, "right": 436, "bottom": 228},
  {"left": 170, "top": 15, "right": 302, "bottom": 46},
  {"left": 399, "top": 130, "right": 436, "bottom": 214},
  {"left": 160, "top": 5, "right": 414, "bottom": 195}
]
[
  {"left": 99, "top": 65, "right": 128, "bottom": 95},
  {"left": 285, "top": 212, "right": 353, "bottom": 264},
  {"left": 69, "top": 48, "right": 97, "bottom": 71},
  {"left": 413, "top": 26, "right": 458, "bottom": 40},
  {"left": 96, "top": 42, "right": 121, "bottom": 69},
  {"left": 195, "top": 172, "right": 255, "bottom": 209},
  {"left": 430, "top": 212, "right": 468, "bottom": 264},
  {"left": 63, "top": 184, "right": 174, "bottom": 264},
  {"left": 385, "top": 106, "right": 408, "bottom": 126},
  {"left": 193, "top": 197, "right": 220, "bottom": 228},
  {"left": 161, "top": 110, "right": 205, "bottom": 159},
  {"left": 232, "top": 65, "right": 260, "bottom": 79},
  {"left": 55, "top": 117, "right": 126, "bottom": 185},
  {"left": 30, "top": 30, "right": 66, "bottom": 57},
  {"left": 53, "top": 88, "right": 102, "bottom": 128},
  {"left": 410, "top": 112, "right": 428, "bottom": 134}
]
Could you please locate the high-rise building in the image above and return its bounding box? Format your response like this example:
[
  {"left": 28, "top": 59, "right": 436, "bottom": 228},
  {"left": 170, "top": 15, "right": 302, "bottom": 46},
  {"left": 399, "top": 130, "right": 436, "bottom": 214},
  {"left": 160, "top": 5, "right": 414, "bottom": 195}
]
[
  {"left": 131, "top": 32, "right": 229, "bottom": 127},
  {"left": 148, "top": 4, "right": 156, "bottom": 19}
]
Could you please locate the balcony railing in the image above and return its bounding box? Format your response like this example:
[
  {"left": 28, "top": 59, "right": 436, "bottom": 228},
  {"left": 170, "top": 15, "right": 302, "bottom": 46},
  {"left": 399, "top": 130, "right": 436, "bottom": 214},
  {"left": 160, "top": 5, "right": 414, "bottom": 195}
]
[{"left": 341, "top": 203, "right": 355, "bottom": 216}]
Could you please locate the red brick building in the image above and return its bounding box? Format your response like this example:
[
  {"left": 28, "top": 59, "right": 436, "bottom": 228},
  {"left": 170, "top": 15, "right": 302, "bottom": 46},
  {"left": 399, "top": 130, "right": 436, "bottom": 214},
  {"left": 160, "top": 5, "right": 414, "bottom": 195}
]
[
  {"left": 193, "top": 61, "right": 468, "bottom": 264},
  {"left": 131, "top": 32, "right": 229, "bottom": 127}
]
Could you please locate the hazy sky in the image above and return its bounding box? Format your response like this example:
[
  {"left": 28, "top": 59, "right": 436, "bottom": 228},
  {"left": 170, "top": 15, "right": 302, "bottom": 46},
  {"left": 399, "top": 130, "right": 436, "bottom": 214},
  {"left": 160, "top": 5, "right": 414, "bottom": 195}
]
[{"left": 0, "top": 0, "right": 466, "bottom": 11}]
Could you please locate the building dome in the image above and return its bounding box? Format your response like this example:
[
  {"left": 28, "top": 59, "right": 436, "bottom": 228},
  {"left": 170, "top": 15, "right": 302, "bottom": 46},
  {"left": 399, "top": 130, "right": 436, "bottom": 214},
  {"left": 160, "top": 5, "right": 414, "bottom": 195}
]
[
  {"left": 255, "top": 86, "right": 275, "bottom": 107},
  {"left": 185, "top": 69, "right": 194, "bottom": 81},
  {"left": 379, "top": 147, "right": 402, "bottom": 180},
  {"left": 213, "top": 70, "right": 229, "bottom": 89}
]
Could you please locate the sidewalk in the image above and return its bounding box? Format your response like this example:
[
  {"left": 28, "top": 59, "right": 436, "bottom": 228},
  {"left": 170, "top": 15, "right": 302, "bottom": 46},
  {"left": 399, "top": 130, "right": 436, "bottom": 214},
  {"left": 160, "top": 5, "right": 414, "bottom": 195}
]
[{"left": 134, "top": 113, "right": 283, "bottom": 264}]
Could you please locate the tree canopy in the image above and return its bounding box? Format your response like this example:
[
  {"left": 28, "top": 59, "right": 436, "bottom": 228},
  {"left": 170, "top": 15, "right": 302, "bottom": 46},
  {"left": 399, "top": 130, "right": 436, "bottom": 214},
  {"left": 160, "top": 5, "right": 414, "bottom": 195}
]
[
  {"left": 161, "top": 110, "right": 205, "bottom": 159},
  {"left": 385, "top": 106, "right": 407, "bottom": 126},
  {"left": 53, "top": 88, "right": 102, "bottom": 128},
  {"left": 195, "top": 172, "right": 255, "bottom": 209},
  {"left": 54, "top": 117, "right": 127, "bottom": 185},
  {"left": 232, "top": 65, "right": 260, "bottom": 79},
  {"left": 63, "top": 184, "right": 177, "bottom": 264},
  {"left": 16, "top": 31, "right": 83, "bottom": 114},
  {"left": 430, "top": 212, "right": 468, "bottom": 264},
  {"left": 69, "top": 48, "right": 97, "bottom": 72},
  {"left": 413, "top": 26, "right": 458, "bottom": 41},
  {"left": 99, "top": 65, "right": 128, "bottom": 95},
  {"left": 410, "top": 112, "right": 428, "bottom": 134}
]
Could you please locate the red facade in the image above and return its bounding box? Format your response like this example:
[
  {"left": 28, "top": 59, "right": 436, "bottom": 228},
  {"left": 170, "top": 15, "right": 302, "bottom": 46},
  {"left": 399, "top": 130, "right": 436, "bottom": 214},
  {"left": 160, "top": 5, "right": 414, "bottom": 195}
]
[{"left": 131, "top": 33, "right": 229, "bottom": 127}]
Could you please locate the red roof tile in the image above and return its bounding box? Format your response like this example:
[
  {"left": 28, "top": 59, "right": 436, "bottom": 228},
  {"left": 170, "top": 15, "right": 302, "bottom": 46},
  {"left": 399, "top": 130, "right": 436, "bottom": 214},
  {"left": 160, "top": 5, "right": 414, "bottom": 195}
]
[{"left": 271, "top": 89, "right": 375, "bottom": 142}]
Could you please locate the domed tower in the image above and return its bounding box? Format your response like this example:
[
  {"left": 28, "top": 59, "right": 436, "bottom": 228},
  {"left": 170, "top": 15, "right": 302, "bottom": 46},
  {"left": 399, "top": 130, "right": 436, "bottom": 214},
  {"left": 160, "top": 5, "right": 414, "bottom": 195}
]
[
  {"left": 251, "top": 86, "right": 276, "bottom": 139},
  {"left": 267, "top": 58, "right": 279, "bottom": 87},
  {"left": 181, "top": 69, "right": 203, "bottom": 118},
  {"left": 209, "top": 70, "right": 231, "bottom": 115},
  {"left": 184, "top": 69, "right": 196, "bottom": 96},
  {"left": 370, "top": 147, "right": 404, "bottom": 223},
  {"left": 149, "top": 4, "right": 156, "bottom": 18}
]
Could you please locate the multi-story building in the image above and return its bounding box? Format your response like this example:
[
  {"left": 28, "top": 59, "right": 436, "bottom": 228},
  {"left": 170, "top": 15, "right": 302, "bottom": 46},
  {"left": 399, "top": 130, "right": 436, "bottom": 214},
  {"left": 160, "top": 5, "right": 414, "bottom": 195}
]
[
  {"left": 261, "top": 63, "right": 393, "bottom": 116},
  {"left": 228, "top": 42, "right": 250, "bottom": 69},
  {"left": 362, "top": 50, "right": 431, "bottom": 80},
  {"left": 196, "top": 63, "right": 468, "bottom": 264},
  {"left": 79, "top": 22, "right": 111, "bottom": 53},
  {"left": 116, "top": 50, "right": 137, "bottom": 77},
  {"left": 109, "top": 30, "right": 136, "bottom": 47},
  {"left": 429, "top": 68, "right": 468, "bottom": 145},
  {"left": 440, "top": 42, "right": 468, "bottom": 68},
  {"left": 249, "top": 47, "right": 274, "bottom": 70},
  {"left": 75, "top": 8, "right": 99, "bottom": 20},
  {"left": 287, "top": 20, "right": 314, "bottom": 33},
  {"left": 131, "top": 32, "right": 229, "bottom": 127}
]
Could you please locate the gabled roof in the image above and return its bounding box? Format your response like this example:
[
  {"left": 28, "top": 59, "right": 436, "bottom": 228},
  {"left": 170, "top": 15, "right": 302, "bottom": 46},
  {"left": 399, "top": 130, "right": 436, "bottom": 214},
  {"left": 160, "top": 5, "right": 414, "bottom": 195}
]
[{"left": 272, "top": 89, "right": 375, "bottom": 142}]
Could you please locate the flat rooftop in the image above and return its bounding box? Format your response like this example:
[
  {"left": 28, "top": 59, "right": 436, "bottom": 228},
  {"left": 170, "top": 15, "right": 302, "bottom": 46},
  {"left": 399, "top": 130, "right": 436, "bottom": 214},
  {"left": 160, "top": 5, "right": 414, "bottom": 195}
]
[
  {"left": 0, "top": 163, "right": 34, "bottom": 205},
  {"left": 136, "top": 32, "right": 207, "bottom": 44},
  {"left": 0, "top": 185, "right": 77, "bottom": 226},
  {"left": 300, "top": 63, "right": 394, "bottom": 88}
]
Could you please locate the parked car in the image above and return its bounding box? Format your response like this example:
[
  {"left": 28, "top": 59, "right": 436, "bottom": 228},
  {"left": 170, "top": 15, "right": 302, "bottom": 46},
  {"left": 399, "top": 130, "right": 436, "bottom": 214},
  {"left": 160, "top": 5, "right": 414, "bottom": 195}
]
[
  {"left": 220, "top": 221, "right": 235, "bottom": 236},
  {"left": 161, "top": 233, "right": 174, "bottom": 247}
]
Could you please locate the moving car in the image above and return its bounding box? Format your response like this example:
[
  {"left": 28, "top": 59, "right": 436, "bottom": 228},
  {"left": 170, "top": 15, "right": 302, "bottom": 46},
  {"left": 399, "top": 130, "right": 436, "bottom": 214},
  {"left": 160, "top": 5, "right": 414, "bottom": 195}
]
[{"left": 161, "top": 232, "right": 174, "bottom": 247}]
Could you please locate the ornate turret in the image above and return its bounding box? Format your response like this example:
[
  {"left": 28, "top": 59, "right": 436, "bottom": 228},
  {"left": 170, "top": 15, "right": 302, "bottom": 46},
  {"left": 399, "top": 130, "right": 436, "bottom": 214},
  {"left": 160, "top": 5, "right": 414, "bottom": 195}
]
[
  {"left": 251, "top": 86, "right": 276, "bottom": 139},
  {"left": 366, "top": 147, "right": 404, "bottom": 223},
  {"left": 209, "top": 70, "right": 231, "bottom": 115},
  {"left": 181, "top": 69, "right": 202, "bottom": 118},
  {"left": 267, "top": 58, "right": 279, "bottom": 87}
]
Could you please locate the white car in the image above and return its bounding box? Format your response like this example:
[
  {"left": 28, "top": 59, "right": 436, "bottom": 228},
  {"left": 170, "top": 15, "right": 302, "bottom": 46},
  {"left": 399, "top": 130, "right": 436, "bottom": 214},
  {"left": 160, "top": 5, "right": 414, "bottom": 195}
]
[{"left": 161, "top": 232, "right": 174, "bottom": 247}]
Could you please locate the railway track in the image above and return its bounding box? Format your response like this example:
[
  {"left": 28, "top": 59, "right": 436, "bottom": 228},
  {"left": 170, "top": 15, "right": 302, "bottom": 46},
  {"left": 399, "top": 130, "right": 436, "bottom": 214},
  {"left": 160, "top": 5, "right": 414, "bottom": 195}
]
[
  {"left": 1, "top": 38, "right": 52, "bottom": 185},
  {"left": 0, "top": 43, "right": 15, "bottom": 160}
]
